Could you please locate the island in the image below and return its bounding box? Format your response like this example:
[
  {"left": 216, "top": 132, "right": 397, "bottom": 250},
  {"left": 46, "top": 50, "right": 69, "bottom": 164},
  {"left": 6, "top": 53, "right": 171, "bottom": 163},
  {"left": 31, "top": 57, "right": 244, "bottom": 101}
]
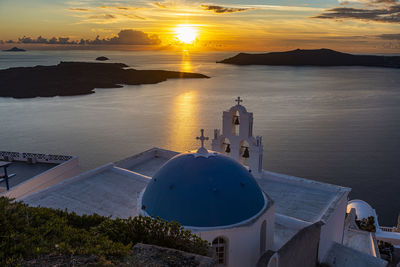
[
  {"left": 96, "top": 56, "right": 109, "bottom": 61},
  {"left": 0, "top": 61, "right": 209, "bottom": 98},
  {"left": 217, "top": 48, "right": 400, "bottom": 68},
  {"left": 3, "top": 46, "right": 26, "bottom": 52}
]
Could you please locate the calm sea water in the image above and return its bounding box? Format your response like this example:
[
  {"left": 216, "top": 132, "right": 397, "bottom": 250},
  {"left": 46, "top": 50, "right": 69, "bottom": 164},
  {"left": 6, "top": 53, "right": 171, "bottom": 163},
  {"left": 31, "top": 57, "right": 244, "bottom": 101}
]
[{"left": 1, "top": 50, "right": 399, "bottom": 225}]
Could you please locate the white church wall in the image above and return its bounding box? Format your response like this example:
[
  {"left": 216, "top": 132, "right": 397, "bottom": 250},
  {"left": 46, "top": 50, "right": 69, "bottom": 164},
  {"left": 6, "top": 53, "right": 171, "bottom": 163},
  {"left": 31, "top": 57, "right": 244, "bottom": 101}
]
[
  {"left": 196, "top": 204, "right": 274, "bottom": 267},
  {"left": 318, "top": 190, "right": 349, "bottom": 262}
]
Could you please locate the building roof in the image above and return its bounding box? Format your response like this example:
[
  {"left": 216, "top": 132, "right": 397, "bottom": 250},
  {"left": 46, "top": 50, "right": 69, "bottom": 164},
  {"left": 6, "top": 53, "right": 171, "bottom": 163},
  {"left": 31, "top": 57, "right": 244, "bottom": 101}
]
[
  {"left": 258, "top": 170, "right": 350, "bottom": 223},
  {"left": 141, "top": 151, "right": 266, "bottom": 227},
  {"left": 23, "top": 164, "right": 150, "bottom": 218},
  {"left": 22, "top": 148, "right": 350, "bottom": 227}
]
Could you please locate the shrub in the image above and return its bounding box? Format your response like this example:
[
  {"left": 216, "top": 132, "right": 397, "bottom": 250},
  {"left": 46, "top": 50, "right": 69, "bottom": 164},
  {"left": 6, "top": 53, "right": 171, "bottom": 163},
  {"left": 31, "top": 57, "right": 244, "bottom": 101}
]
[
  {"left": 355, "top": 216, "right": 376, "bottom": 232},
  {"left": 0, "top": 197, "right": 209, "bottom": 265}
]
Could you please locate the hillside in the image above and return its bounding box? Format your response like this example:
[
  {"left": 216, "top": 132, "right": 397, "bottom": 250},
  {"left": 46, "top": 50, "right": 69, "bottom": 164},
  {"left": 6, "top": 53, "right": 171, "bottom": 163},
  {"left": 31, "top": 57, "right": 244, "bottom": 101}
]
[
  {"left": 217, "top": 49, "right": 400, "bottom": 68},
  {"left": 0, "top": 61, "right": 209, "bottom": 98},
  {"left": 0, "top": 197, "right": 209, "bottom": 266}
]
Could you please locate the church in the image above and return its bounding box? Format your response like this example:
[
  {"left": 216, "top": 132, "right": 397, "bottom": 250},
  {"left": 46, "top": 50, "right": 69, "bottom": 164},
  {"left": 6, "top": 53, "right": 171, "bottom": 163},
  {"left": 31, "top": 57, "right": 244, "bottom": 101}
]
[{"left": 1, "top": 98, "right": 390, "bottom": 266}]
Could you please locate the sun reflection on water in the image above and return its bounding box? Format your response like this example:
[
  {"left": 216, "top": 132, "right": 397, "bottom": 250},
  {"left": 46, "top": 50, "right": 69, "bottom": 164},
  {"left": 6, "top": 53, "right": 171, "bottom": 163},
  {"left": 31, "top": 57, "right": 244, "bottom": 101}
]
[
  {"left": 180, "top": 50, "right": 193, "bottom": 73},
  {"left": 166, "top": 90, "right": 198, "bottom": 152}
]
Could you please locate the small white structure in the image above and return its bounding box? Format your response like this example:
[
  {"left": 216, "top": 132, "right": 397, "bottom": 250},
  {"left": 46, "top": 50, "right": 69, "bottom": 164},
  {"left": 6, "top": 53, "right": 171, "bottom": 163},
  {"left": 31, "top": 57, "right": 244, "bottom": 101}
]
[
  {"left": 347, "top": 199, "right": 377, "bottom": 222},
  {"left": 347, "top": 199, "right": 400, "bottom": 246}
]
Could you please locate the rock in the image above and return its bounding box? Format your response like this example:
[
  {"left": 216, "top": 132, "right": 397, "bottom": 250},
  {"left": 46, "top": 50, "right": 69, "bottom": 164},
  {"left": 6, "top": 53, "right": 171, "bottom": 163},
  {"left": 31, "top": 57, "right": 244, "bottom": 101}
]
[
  {"left": 3, "top": 46, "right": 26, "bottom": 52},
  {"left": 217, "top": 48, "right": 400, "bottom": 68},
  {"left": 0, "top": 61, "right": 209, "bottom": 98},
  {"left": 96, "top": 56, "right": 109, "bottom": 61},
  {"left": 127, "top": 243, "right": 215, "bottom": 267}
]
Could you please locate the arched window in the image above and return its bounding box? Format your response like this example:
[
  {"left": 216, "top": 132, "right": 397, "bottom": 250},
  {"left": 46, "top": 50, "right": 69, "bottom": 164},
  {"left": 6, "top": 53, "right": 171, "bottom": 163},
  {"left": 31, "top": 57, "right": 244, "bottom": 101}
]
[
  {"left": 239, "top": 140, "right": 250, "bottom": 166},
  {"left": 232, "top": 110, "right": 240, "bottom": 136},
  {"left": 212, "top": 237, "right": 228, "bottom": 265},
  {"left": 260, "top": 220, "right": 267, "bottom": 254},
  {"left": 222, "top": 138, "right": 231, "bottom": 155}
]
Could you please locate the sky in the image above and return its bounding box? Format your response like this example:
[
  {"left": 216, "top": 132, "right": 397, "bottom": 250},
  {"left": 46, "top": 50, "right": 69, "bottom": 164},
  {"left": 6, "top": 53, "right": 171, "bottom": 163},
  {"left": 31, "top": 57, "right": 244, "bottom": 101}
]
[{"left": 0, "top": 0, "right": 400, "bottom": 52}]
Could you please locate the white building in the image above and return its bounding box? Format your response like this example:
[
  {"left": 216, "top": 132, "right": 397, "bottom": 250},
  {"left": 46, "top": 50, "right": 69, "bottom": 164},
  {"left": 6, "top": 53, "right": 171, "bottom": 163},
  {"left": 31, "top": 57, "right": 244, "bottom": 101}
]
[{"left": 16, "top": 98, "right": 390, "bottom": 266}]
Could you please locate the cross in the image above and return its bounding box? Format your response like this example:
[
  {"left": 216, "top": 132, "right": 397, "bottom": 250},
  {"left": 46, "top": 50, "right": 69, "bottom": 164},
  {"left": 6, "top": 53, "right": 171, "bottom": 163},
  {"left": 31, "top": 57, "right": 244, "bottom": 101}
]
[
  {"left": 235, "top": 96, "right": 243, "bottom": 105},
  {"left": 196, "top": 129, "right": 209, "bottom": 149}
]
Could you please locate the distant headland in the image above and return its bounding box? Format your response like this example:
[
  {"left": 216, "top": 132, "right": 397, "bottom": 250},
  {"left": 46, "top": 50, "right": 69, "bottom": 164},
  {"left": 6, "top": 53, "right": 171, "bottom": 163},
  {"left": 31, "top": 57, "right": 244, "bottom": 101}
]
[
  {"left": 0, "top": 62, "right": 209, "bottom": 98},
  {"left": 217, "top": 49, "right": 400, "bottom": 68},
  {"left": 2, "top": 46, "right": 26, "bottom": 52}
]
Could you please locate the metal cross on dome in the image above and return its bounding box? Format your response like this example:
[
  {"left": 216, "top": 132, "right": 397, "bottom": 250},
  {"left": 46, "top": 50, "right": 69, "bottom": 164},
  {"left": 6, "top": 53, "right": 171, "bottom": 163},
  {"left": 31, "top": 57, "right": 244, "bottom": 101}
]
[
  {"left": 196, "top": 129, "right": 209, "bottom": 149},
  {"left": 235, "top": 96, "right": 243, "bottom": 105}
]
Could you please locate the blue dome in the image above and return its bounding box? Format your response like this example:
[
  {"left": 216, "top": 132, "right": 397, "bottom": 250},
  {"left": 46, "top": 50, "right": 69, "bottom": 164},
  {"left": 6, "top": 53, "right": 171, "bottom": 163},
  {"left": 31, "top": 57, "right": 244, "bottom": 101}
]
[{"left": 141, "top": 151, "right": 266, "bottom": 227}]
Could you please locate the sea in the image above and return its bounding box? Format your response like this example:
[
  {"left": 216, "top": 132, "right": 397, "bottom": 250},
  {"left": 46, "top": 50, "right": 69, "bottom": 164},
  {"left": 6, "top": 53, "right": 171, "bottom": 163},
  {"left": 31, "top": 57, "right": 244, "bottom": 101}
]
[{"left": 0, "top": 50, "right": 399, "bottom": 225}]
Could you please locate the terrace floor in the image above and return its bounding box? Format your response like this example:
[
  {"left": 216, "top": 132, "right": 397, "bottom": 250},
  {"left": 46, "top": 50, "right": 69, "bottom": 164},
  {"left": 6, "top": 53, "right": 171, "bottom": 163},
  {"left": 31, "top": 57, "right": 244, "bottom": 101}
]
[{"left": 0, "top": 161, "right": 58, "bottom": 189}]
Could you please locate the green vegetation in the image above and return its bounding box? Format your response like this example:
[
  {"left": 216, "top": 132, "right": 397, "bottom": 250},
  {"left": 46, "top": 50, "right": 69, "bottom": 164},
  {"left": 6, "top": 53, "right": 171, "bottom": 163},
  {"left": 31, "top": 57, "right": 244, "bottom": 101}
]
[
  {"left": 356, "top": 216, "right": 376, "bottom": 232},
  {"left": 0, "top": 197, "right": 209, "bottom": 265},
  {"left": 378, "top": 241, "right": 394, "bottom": 262}
]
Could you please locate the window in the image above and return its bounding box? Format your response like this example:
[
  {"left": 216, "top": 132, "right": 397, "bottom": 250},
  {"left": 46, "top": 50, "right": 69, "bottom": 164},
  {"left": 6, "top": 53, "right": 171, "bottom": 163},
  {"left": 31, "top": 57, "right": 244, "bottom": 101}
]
[
  {"left": 260, "top": 220, "right": 267, "bottom": 254},
  {"left": 239, "top": 140, "right": 250, "bottom": 166},
  {"left": 232, "top": 110, "right": 240, "bottom": 136},
  {"left": 212, "top": 237, "right": 227, "bottom": 265},
  {"left": 222, "top": 138, "right": 231, "bottom": 155}
]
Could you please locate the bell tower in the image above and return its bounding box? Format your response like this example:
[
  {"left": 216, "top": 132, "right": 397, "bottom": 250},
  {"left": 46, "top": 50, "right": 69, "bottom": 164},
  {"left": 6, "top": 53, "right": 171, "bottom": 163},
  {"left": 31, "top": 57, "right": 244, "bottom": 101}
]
[{"left": 212, "top": 97, "right": 264, "bottom": 177}]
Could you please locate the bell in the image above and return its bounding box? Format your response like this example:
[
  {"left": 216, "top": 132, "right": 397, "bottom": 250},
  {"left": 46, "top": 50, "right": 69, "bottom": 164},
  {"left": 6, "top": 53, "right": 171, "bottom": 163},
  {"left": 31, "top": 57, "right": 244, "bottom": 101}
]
[
  {"left": 242, "top": 147, "right": 250, "bottom": 158},
  {"left": 225, "top": 144, "right": 231, "bottom": 153},
  {"left": 234, "top": 116, "right": 240, "bottom": 125}
]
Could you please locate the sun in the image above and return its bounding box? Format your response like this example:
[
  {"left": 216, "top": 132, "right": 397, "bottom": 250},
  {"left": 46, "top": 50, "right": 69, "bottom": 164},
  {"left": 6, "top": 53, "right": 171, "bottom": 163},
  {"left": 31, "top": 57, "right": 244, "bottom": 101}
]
[{"left": 174, "top": 25, "right": 198, "bottom": 44}]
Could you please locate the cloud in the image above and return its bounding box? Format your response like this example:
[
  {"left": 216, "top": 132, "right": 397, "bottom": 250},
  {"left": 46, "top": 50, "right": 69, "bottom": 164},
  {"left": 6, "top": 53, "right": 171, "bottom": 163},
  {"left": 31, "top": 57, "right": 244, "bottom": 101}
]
[
  {"left": 68, "top": 8, "right": 90, "bottom": 12},
  {"left": 88, "top": 14, "right": 116, "bottom": 20},
  {"left": 314, "top": 0, "right": 400, "bottom": 23},
  {"left": 18, "top": 36, "right": 78, "bottom": 44},
  {"left": 152, "top": 2, "right": 170, "bottom": 8},
  {"left": 91, "top": 29, "right": 160, "bottom": 45},
  {"left": 13, "top": 30, "right": 161, "bottom": 46},
  {"left": 98, "top": 6, "right": 140, "bottom": 10},
  {"left": 377, "top": 33, "right": 400, "bottom": 39},
  {"left": 120, "top": 14, "right": 146, "bottom": 20},
  {"left": 338, "top": 0, "right": 397, "bottom": 3},
  {"left": 201, "top": 5, "right": 253, "bottom": 13}
]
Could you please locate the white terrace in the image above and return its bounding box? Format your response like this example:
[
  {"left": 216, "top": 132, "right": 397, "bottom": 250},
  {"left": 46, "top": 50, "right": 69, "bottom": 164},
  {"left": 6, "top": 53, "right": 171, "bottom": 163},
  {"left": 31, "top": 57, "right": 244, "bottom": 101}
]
[{"left": 0, "top": 151, "right": 80, "bottom": 199}]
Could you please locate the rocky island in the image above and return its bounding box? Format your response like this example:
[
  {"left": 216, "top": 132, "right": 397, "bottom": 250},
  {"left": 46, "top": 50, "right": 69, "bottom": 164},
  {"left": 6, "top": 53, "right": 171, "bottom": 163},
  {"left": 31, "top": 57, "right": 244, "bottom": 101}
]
[
  {"left": 3, "top": 46, "right": 26, "bottom": 52},
  {"left": 217, "top": 49, "right": 400, "bottom": 68},
  {"left": 0, "top": 62, "right": 209, "bottom": 98},
  {"left": 95, "top": 56, "right": 109, "bottom": 61}
]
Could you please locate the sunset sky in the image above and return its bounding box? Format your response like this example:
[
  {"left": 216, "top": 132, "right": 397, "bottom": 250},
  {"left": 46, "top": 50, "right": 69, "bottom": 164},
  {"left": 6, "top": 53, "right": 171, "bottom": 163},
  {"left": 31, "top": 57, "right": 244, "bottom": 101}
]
[{"left": 0, "top": 0, "right": 399, "bottom": 52}]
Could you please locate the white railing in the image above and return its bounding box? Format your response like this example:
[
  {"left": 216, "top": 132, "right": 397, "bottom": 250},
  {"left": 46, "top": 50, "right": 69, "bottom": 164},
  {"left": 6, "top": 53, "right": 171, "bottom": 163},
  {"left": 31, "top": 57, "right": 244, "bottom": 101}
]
[
  {"left": 0, "top": 151, "right": 73, "bottom": 164},
  {"left": 380, "top": 226, "right": 396, "bottom": 232}
]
